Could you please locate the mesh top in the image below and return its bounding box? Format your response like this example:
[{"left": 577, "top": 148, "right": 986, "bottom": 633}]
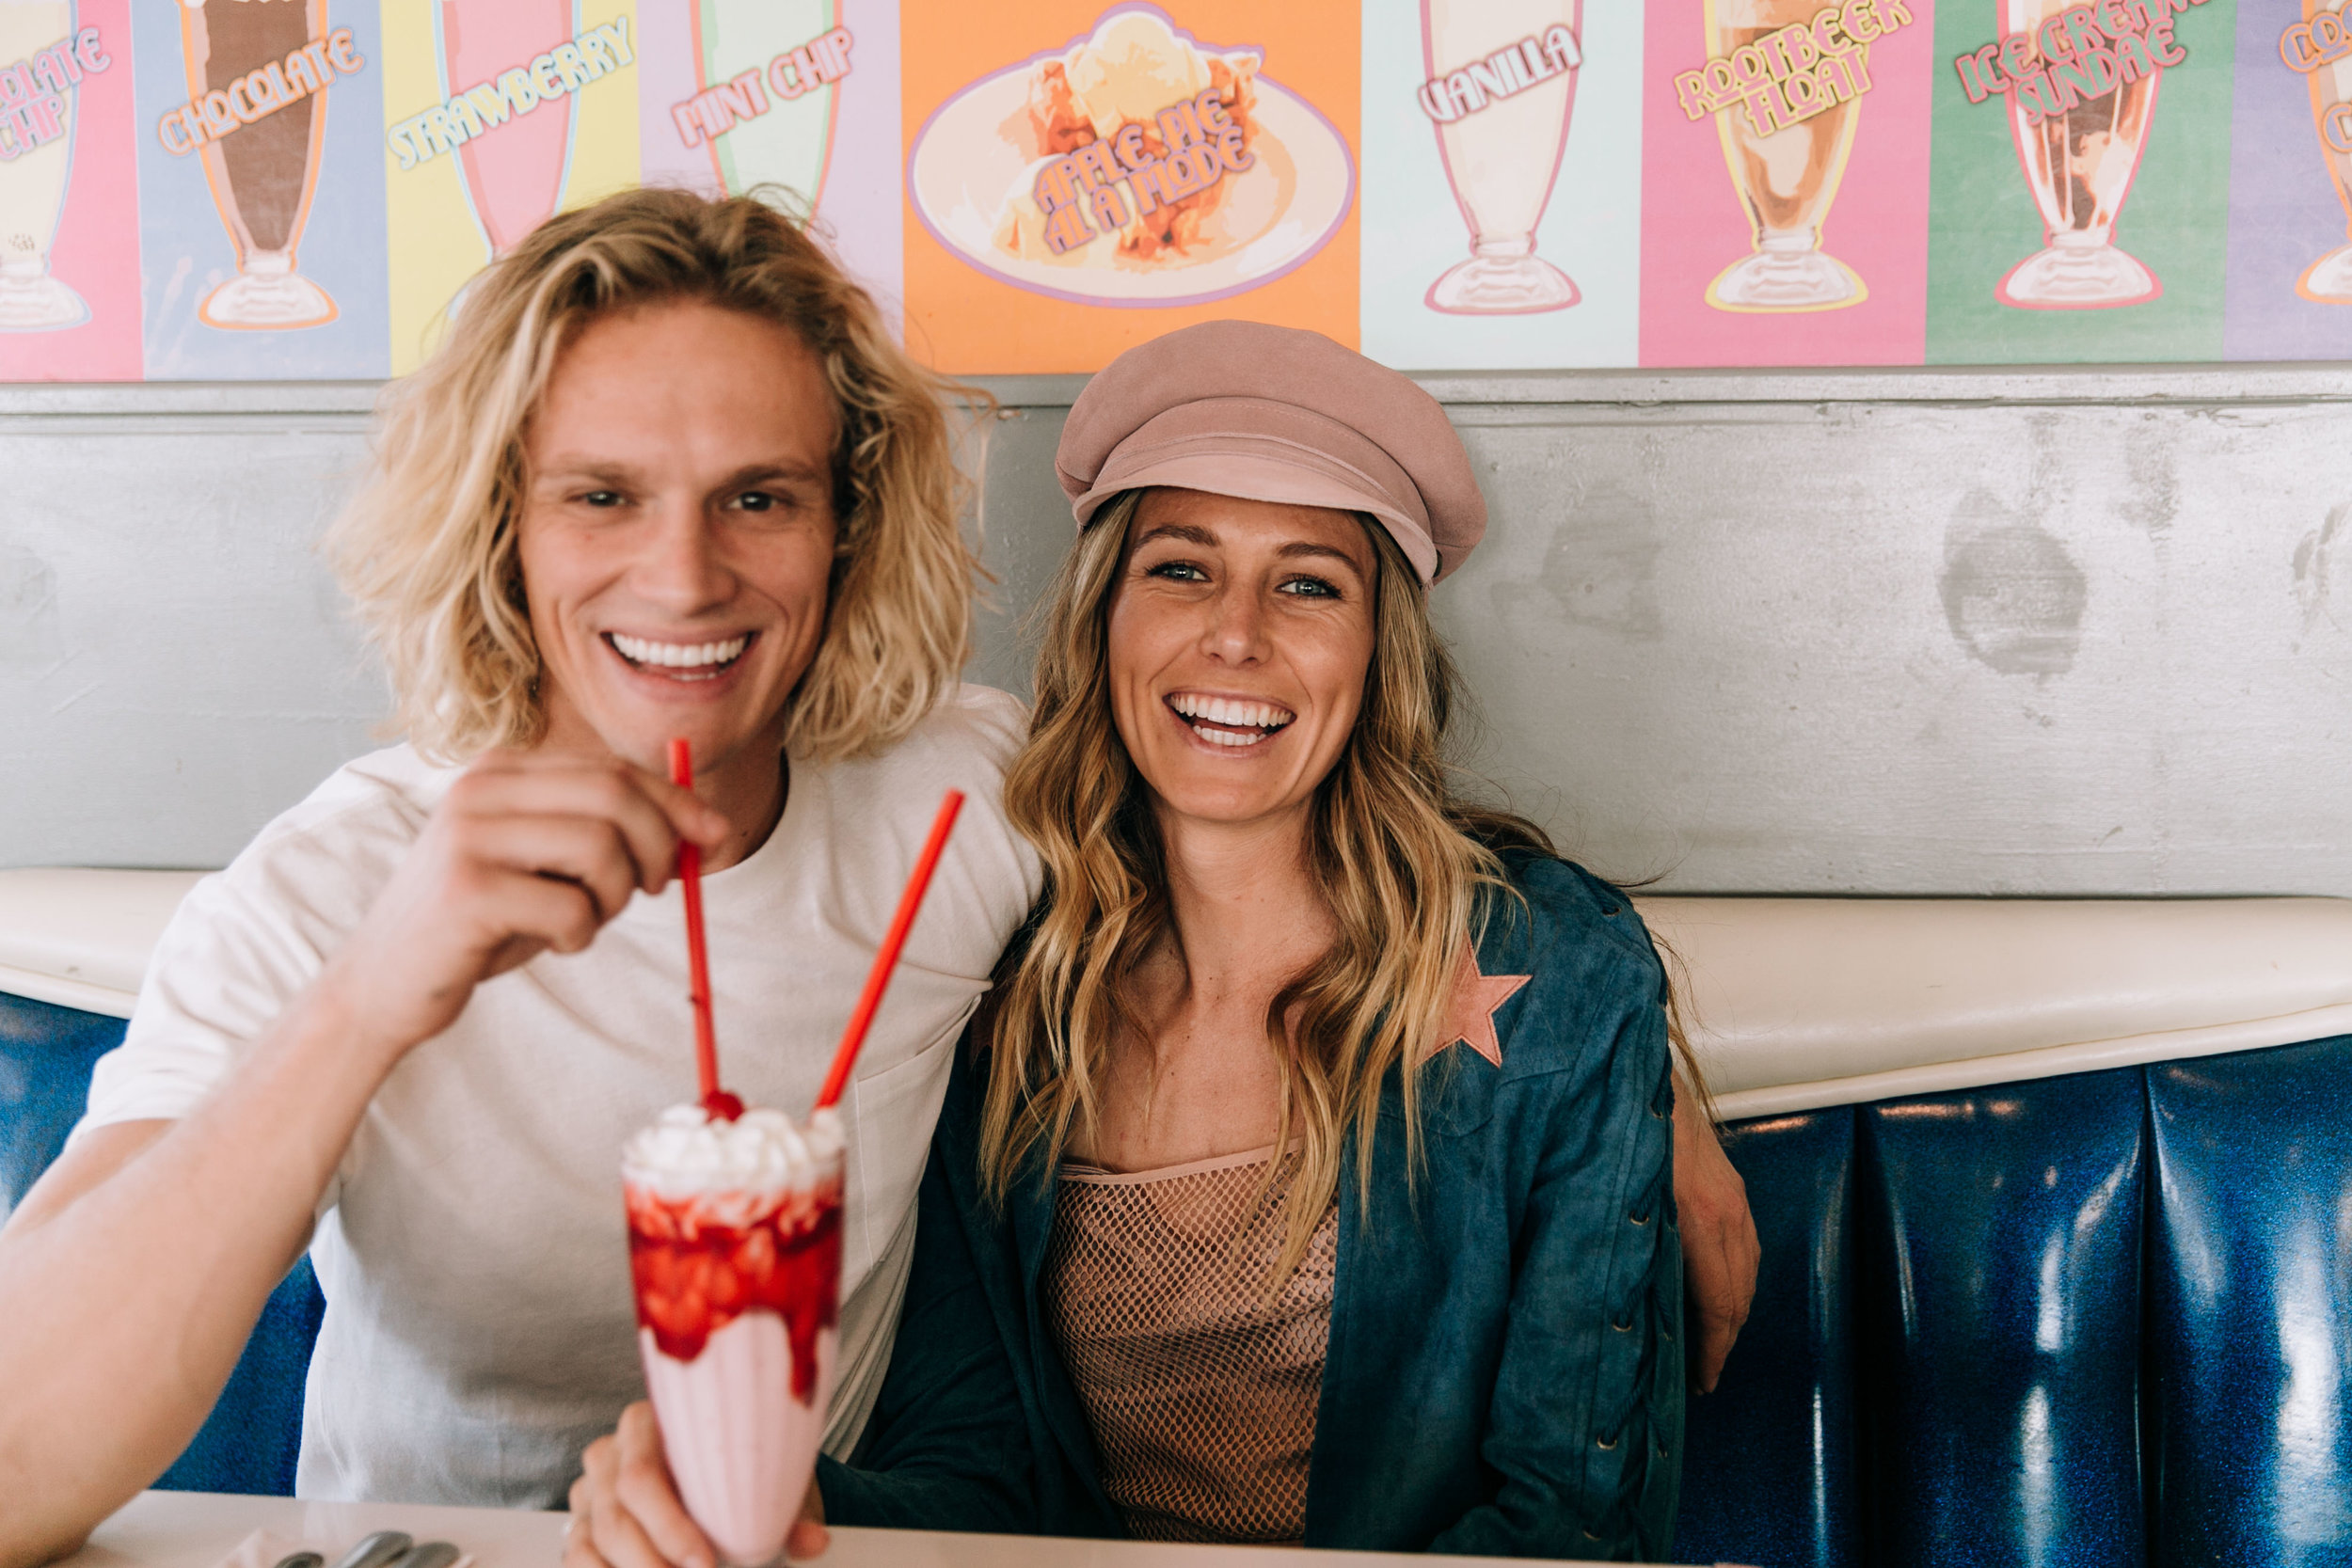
[{"left": 1043, "top": 1144, "right": 1338, "bottom": 1544}]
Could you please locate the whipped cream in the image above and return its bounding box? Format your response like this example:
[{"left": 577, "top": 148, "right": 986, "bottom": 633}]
[{"left": 623, "top": 1103, "right": 845, "bottom": 1201}]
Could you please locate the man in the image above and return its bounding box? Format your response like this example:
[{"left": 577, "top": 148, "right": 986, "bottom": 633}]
[{"left": 0, "top": 189, "right": 1041, "bottom": 1563}]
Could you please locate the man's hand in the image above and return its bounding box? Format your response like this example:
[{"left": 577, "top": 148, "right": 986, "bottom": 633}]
[
  {"left": 1673, "top": 1084, "right": 1759, "bottom": 1394},
  {"left": 321, "top": 752, "right": 728, "bottom": 1068},
  {"left": 567, "top": 1402, "right": 828, "bottom": 1568}
]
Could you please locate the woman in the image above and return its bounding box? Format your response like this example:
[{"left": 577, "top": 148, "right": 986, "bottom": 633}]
[
  {"left": 0, "top": 188, "right": 1042, "bottom": 1567},
  {"left": 577, "top": 322, "right": 1702, "bottom": 1560}
]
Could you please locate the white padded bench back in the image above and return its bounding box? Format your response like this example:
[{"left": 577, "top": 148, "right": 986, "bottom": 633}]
[
  {"left": 0, "top": 868, "right": 210, "bottom": 1019},
  {"left": 5, "top": 874, "right": 2349, "bottom": 1105},
  {"left": 1640, "top": 896, "right": 2352, "bottom": 1117}
]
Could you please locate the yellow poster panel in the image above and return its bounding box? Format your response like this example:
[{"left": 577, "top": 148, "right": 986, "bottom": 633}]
[{"left": 381, "top": 1, "right": 642, "bottom": 372}]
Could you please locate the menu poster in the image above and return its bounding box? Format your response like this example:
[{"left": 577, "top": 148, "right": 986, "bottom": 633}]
[
  {"left": 1925, "top": 0, "right": 2236, "bottom": 362},
  {"left": 1639, "top": 0, "right": 1938, "bottom": 367},
  {"left": 2224, "top": 0, "right": 2352, "bottom": 357},
  {"left": 899, "top": 0, "right": 1361, "bottom": 372},
  {"left": 636, "top": 0, "right": 904, "bottom": 325},
  {"left": 135, "top": 0, "right": 389, "bottom": 378},
  {"left": 0, "top": 0, "right": 139, "bottom": 380},
  {"left": 380, "top": 1, "right": 641, "bottom": 373},
  {"left": 1359, "top": 0, "right": 1644, "bottom": 370},
  {"left": 13, "top": 0, "right": 2352, "bottom": 380}
]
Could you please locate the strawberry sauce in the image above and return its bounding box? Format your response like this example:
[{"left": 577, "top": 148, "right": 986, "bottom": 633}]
[{"left": 627, "top": 1179, "right": 843, "bottom": 1403}]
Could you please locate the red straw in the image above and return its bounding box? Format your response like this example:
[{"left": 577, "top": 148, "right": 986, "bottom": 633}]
[
  {"left": 667, "top": 738, "right": 737, "bottom": 1119},
  {"left": 813, "top": 789, "right": 966, "bottom": 1112}
]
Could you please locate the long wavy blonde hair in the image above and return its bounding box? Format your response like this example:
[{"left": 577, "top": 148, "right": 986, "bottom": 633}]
[
  {"left": 981, "top": 490, "right": 1582, "bottom": 1277},
  {"left": 326, "top": 186, "right": 980, "bottom": 763}
]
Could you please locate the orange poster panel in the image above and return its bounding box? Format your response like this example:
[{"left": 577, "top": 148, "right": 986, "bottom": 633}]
[{"left": 900, "top": 0, "right": 1360, "bottom": 372}]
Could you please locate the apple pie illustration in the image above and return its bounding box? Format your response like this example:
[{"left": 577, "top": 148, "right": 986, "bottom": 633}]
[{"left": 990, "top": 10, "right": 1263, "bottom": 269}]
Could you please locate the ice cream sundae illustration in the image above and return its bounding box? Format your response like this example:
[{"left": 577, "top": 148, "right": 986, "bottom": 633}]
[{"left": 1994, "top": 0, "right": 2161, "bottom": 309}]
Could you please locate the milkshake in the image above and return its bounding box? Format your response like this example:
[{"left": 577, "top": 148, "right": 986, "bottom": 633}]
[
  {"left": 440, "top": 0, "right": 575, "bottom": 255},
  {"left": 1419, "top": 0, "right": 1582, "bottom": 313},
  {"left": 1994, "top": 0, "right": 2160, "bottom": 308},
  {"left": 1704, "top": 0, "right": 1866, "bottom": 311},
  {"left": 625, "top": 1103, "right": 846, "bottom": 1567},
  {"left": 179, "top": 0, "right": 337, "bottom": 327},
  {"left": 0, "top": 0, "right": 87, "bottom": 331},
  {"left": 2300, "top": 0, "right": 2352, "bottom": 301},
  {"left": 692, "top": 0, "right": 843, "bottom": 201}
]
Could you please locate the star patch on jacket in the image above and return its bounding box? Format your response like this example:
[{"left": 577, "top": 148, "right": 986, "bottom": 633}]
[{"left": 1424, "top": 947, "right": 1531, "bottom": 1069}]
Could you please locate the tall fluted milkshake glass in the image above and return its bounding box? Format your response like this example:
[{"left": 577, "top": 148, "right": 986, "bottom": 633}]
[
  {"left": 1418, "top": 0, "right": 1581, "bottom": 313},
  {"left": 1704, "top": 0, "right": 1866, "bottom": 310},
  {"left": 1995, "top": 0, "right": 2161, "bottom": 307},
  {"left": 0, "top": 0, "right": 88, "bottom": 330},
  {"left": 626, "top": 1104, "right": 846, "bottom": 1567}
]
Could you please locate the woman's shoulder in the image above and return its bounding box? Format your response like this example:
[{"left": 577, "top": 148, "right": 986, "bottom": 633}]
[
  {"left": 1489, "top": 849, "right": 1662, "bottom": 983},
  {"left": 1467, "top": 851, "right": 1666, "bottom": 1085}
]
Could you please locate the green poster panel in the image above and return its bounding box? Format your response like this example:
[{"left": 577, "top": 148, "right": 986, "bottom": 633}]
[{"left": 1927, "top": 0, "right": 2237, "bottom": 362}]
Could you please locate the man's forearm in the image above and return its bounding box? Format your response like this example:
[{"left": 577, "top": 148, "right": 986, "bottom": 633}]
[{"left": 0, "top": 977, "right": 395, "bottom": 1567}]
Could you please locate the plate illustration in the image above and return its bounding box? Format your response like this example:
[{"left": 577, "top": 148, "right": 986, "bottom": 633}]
[{"left": 908, "top": 9, "right": 1354, "bottom": 309}]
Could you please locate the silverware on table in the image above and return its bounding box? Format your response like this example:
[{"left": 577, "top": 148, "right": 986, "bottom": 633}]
[
  {"left": 326, "top": 1532, "right": 413, "bottom": 1568},
  {"left": 389, "top": 1544, "right": 460, "bottom": 1568},
  {"left": 268, "top": 1554, "right": 323, "bottom": 1568}
]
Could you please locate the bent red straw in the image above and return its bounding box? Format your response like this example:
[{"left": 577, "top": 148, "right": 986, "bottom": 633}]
[
  {"left": 813, "top": 790, "right": 966, "bottom": 1113},
  {"left": 667, "top": 738, "right": 738, "bottom": 1119}
]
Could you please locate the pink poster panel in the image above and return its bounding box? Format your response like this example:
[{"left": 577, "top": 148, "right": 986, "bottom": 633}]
[
  {"left": 1639, "top": 0, "right": 1935, "bottom": 368},
  {"left": 0, "top": 0, "right": 139, "bottom": 381}
]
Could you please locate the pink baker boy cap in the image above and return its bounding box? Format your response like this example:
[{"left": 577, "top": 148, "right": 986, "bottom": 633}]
[{"left": 1054, "top": 321, "right": 1486, "bottom": 586}]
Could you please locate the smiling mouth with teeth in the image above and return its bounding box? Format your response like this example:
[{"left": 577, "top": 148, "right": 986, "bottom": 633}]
[
  {"left": 605, "top": 631, "right": 755, "bottom": 681},
  {"left": 1166, "top": 691, "right": 1296, "bottom": 749}
]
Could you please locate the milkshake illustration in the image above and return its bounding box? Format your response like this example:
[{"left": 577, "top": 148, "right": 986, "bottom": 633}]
[
  {"left": 691, "top": 0, "right": 843, "bottom": 202},
  {"left": 1704, "top": 0, "right": 1865, "bottom": 311},
  {"left": 180, "top": 0, "right": 336, "bottom": 329},
  {"left": 0, "top": 0, "right": 87, "bottom": 331},
  {"left": 1418, "top": 0, "right": 1581, "bottom": 313},
  {"left": 1995, "top": 0, "right": 2160, "bottom": 308},
  {"left": 439, "top": 0, "right": 576, "bottom": 257},
  {"left": 627, "top": 1102, "right": 845, "bottom": 1568},
  {"left": 2298, "top": 0, "right": 2352, "bottom": 301}
]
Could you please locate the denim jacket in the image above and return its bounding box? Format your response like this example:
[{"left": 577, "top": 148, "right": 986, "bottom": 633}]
[{"left": 819, "top": 852, "right": 1684, "bottom": 1559}]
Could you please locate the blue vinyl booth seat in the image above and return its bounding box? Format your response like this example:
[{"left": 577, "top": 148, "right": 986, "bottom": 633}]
[
  {"left": 0, "top": 990, "right": 325, "bottom": 1497},
  {"left": 6, "top": 874, "right": 2352, "bottom": 1563},
  {"left": 1672, "top": 1039, "right": 2352, "bottom": 1568},
  {"left": 0, "top": 867, "right": 325, "bottom": 1497}
]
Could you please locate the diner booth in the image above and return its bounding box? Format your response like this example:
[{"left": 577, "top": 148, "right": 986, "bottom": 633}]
[
  {"left": 7, "top": 874, "right": 2351, "bottom": 1563},
  {"left": 10, "top": 0, "right": 2352, "bottom": 1557}
]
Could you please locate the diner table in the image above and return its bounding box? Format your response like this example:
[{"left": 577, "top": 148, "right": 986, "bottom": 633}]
[{"left": 60, "top": 1493, "right": 1726, "bottom": 1568}]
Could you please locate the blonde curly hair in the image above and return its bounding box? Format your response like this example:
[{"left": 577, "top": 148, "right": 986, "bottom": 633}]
[{"left": 327, "top": 186, "right": 981, "bottom": 763}]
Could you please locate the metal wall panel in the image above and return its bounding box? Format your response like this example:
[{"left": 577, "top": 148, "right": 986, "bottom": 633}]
[{"left": 3, "top": 368, "right": 2348, "bottom": 893}]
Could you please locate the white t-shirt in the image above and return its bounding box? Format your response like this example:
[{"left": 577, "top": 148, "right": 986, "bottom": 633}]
[{"left": 75, "top": 686, "right": 1042, "bottom": 1508}]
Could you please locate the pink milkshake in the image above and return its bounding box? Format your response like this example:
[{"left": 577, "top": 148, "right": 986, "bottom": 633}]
[
  {"left": 439, "top": 0, "right": 576, "bottom": 254},
  {"left": 625, "top": 1104, "right": 846, "bottom": 1567}
]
